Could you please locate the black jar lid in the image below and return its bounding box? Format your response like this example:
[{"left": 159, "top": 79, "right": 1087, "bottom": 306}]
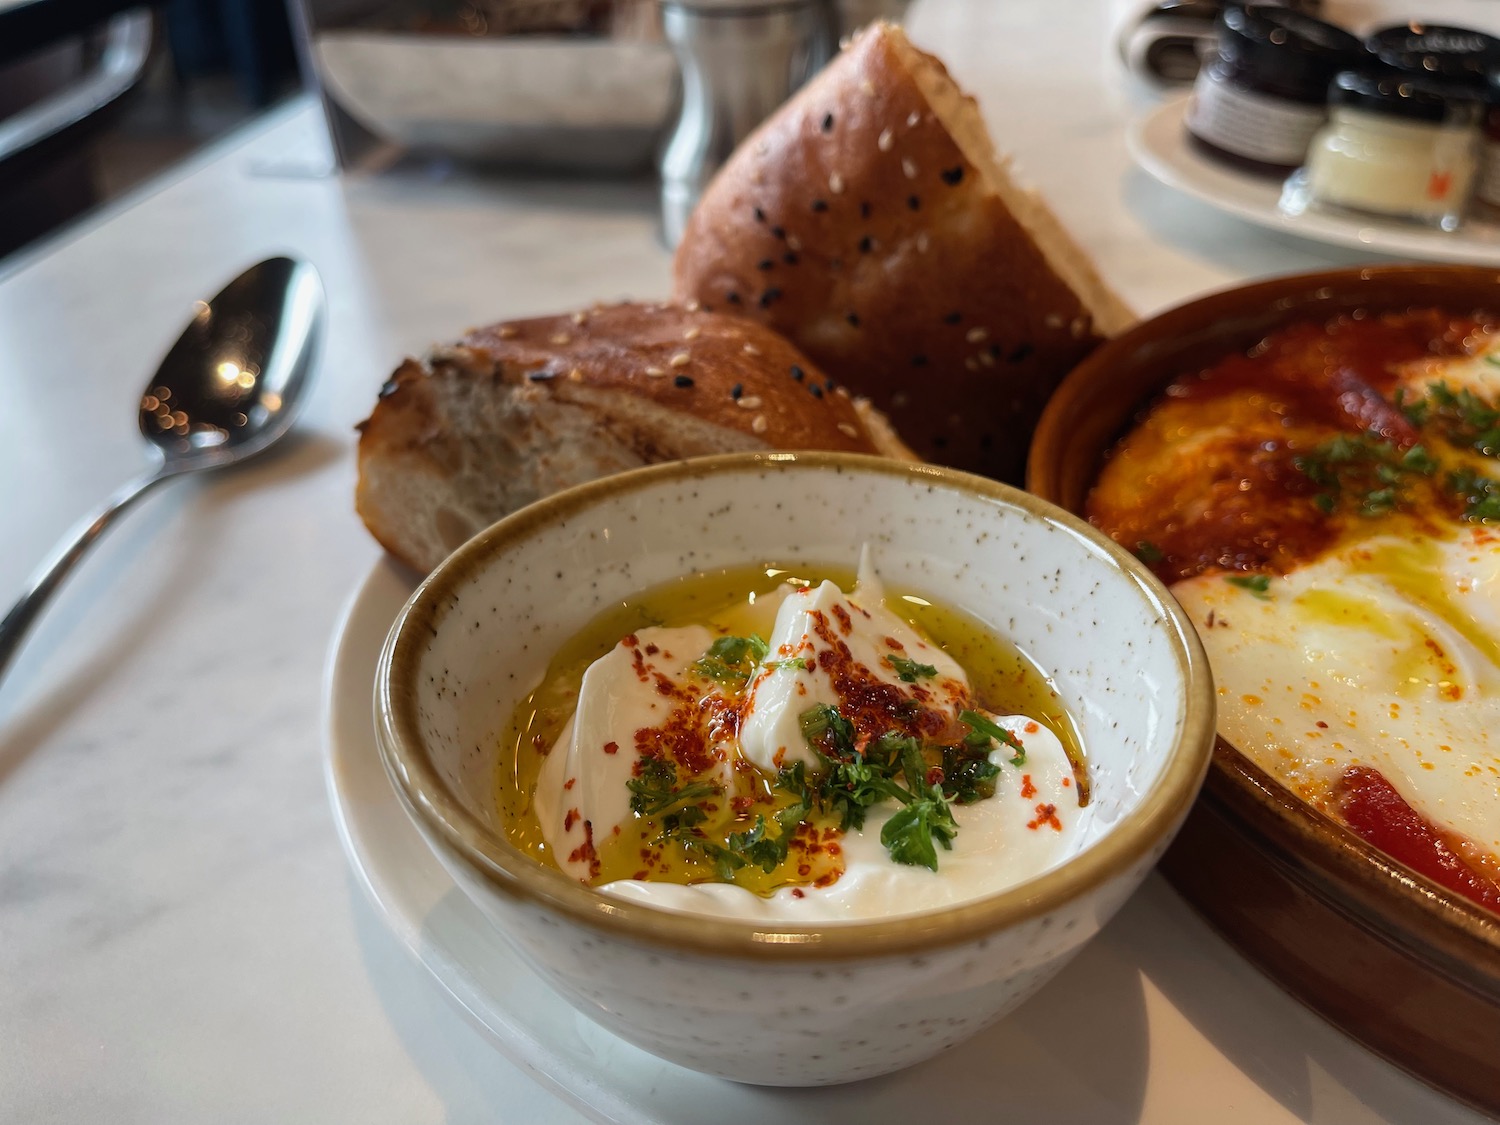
[
  {"left": 1329, "top": 68, "right": 1485, "bottom": 125},
  {"left": 1368, "top": 23, "right": 1500, "bottom": 93},
  {"left": 1216, "top": 5, "right": 1366, "bottom": 102}
]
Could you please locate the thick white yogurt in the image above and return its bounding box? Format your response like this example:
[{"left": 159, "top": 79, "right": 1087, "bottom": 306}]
[{"left": 533, "top": 569, "right": 1084, "bottom": 920}]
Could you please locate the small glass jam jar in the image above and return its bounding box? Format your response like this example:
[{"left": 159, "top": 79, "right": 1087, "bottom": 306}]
[
  {"left": 1481, "top": 72, "right": 1500, "bottom": 212},
  {"left": 1185, "top": 4, "right": 1363, "bottom": 176},
  {"left": 1289, "top": 70, "right": 1484, "bottom": 231}
]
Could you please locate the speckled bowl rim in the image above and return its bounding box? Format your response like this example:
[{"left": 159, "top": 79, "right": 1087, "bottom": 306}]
[
  {"left": 1026, "top": 263, "right": 1500, "bottom": 976},
  {"left": 374, "top": 451, "right": 1216, "bottom": 960}
]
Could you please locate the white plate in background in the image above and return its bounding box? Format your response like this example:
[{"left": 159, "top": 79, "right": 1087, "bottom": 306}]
[{"left": 1128, "top": 96, "right": 1500, "bottom": 266}]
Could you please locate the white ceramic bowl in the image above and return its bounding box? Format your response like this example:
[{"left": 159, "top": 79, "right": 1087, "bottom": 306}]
[{"left": 375, "top": 452, "right": 1215, "bottom": 1086}]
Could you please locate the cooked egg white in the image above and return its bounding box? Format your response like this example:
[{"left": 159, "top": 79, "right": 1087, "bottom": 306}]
[
  {"left": 533, "top": 566, "right": 1082, "bottom": 920},
  {"left": 1174, "top": 529, "right": 1500, "bottom": 859}
]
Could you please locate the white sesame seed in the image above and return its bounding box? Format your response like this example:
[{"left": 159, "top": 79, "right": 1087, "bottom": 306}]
[
  {"left": 964, "top": 357, "right": 979, "bottom": 372},
  {"left": 498, "top": 325, "right": 518, "bottom": 339},
  {"left": 738, "top": 395, "right": 763, "bottom": 409},
  {"left": 683, "top": 326, "right": 701, "bottom": 340},
  {"left": 966, "top": 327, "right": 989, "bottom": 344},
  {"left": 786, "top": 234, "right": 803, "bottom": 252},
  {"left": 743, "top": 343, "right": 761, "bottom": 356},
  {"left": 891, "top": 392, "right": 909, "bottom": 407},
  {"left": 685, "top": 299, "right": 701, "bottom": 313},
  {"left": 829, "top": 172, "right": 845, "bottom": 195},
  {"left": 571, "top": 311, "right": 586, "bottom": 325},
  {"left": 669, "top": 352, "right": 691, "bottom": 367},
  {"left": 645, "top": 366, "right": 666, "bottom": 377},
  {"left": 568, "top": 367, "right": 583, "bottom": 381},
  {"left": 878, "top": 128, "right": 893, "bottom": 152},
  {"left": 834, "top": 386, "right": 850, "bottom": 399},
  {"left": 916, "top": 232, "right": 930, "bottom": 253},
  {"left": 907, "top": 111, "right": 921, "bottom": 127},
  {"left": 902, "top": 158, "right": 918, "bottom": 179},
  {"left": 752, "top": 414, "right": 768, "bottom": 434},
  {"left": 1070, "top": 316, "right": 1089, "bottom": 338},
  {"left": 550, "top": 333, "right": 571, "bottom": 346},
  {"left": 979, "top": 352, "right": 996, "bottom": 367},
  {"left": 837, "top": 422, "right": 858, "bottom": 438},
  {"left": 860, "top": 80, "right": 876, "bottom": 97},
  {"left": 1045, "top": 313, "right": 1064, "bottom": 328}
]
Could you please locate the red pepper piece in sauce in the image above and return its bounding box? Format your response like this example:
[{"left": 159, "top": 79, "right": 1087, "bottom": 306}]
[{"left": 1334, "top": 766, "right": 1500, "bottom": 913}]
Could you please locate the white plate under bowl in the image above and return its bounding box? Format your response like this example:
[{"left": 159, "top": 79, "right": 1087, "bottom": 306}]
[
  {"left": 1128, "top": 96, "right": 1500, "bottom": 266},
  {"left": 322, "top": 557, "right": 1490, "bottom": 1125}
]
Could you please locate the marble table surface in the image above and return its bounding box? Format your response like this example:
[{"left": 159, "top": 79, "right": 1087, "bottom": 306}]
[{"left": 1, "top": 1, "right": 1495, "bottom": 1121}]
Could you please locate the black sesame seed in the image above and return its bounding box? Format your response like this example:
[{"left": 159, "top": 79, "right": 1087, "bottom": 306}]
[
  {"left": 527, "top": 370, "right": 554, "bottom": 381},
  {"left": 860, "top": 201, "right": 872, "bottom": 219},
  {"left": 674, "top": 374, "right": 695, "bottom": 388},
  {"left": 979, "top": 433, "right": 994, "bottom": 449},
  {"left": 858, "top": 236, "right": 873, "bottom": 253},
  {"left": 731, "top": 383, "right": 743, "bottom": 400},
  {"left": 911, "top": 354, "right": 928, "bottom": 367},
  {"left": 759, "top": 288, "right": 783, "bottom": 308},
  {"left": 811, "top": 199, "right": 829, "bottom": 213},
  {"left": 822, "top": 112, "right": 834, "bottom": 132},
  {"left": 727, "top": 292, "right": 742, "bottom": 304},
  {"left": 783, "top": 252, "right": 799, "bottom": 265},
  {"left": 757, "top": 259, "right": 775, "bottom": 270},
  {"left": 754, "top": 207, "right": 766, "bottom": 223},
  {"left": 790, "top": 364, "right": 805, "bottom": 382},
  {"left": 810, "top": 384, "right": 823, "bottom": 398},
  {"left": 824, "top": 377, "right": 835, "bottom": 391},
  {"left": 907, "top": 194, "right": 921, "bottom": 211},
  {"left": 932, "top": 434, "right": 949, "bottom": 449},
  {"left": 771, "top": 225, "right": 786, "bottom": 240},
  {"left": 1008, "top": 343, "right": 1033, "bottom": 363},
  {"left": 941, "top": 166, "right": 965, "bottom": 185},
  {"left": 988, "top": 343, "right": 1003, "bottom": 358},
  {"left": 943, "top": 311, "right": 962, "bottom": 325},
  {"left": 846, "top": 312, "right": 861, "bottom": 327}
]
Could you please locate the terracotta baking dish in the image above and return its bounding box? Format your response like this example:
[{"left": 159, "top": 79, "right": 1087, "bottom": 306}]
[{"left": 1027, "top": 264, "right": 1500, "bottom": 1116}]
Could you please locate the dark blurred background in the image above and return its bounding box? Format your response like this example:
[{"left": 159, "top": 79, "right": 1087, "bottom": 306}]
[{"left": 0, "top": 0, "right": 302, "bottom": 261}]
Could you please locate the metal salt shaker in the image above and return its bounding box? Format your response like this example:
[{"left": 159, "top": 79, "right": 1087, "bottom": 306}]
[{"left": 658, "top": 0, "right": 836, "bottom": 248}]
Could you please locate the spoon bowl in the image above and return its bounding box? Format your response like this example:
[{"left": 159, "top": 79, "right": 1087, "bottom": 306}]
[
  {"left": 140, "top": 257, "right": 323, "bottom": 468},
  {"left": 0, "top": 257, "right": 325, "bottom": 687}
]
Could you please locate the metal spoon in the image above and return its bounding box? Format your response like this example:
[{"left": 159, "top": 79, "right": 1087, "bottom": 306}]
[{"left": 0, "top": 257, "right": 325, "bottom": 687}]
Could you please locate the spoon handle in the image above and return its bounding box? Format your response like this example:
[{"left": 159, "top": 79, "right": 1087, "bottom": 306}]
[{"left": 0, "top": 469, "right": 171, "bottom": 688}]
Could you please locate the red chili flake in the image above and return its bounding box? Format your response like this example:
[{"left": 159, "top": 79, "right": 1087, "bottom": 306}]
[
  {"left": 1027, "top": 803, "right": 1062, "bottom": 832},
  {"left": 925, "top": 767, "right": 944, "bottom": 787},
  {"left": 884, "top": 636, "right": 904, "bottom": 651},
  {"left": 631, "top": 647, "right": 649, "bottom": 681},
  {"left": 831, "top": 604, "right": 853, "bottom": 634},
  {"left": 568, "top": 821, "right": 600, "bottom": 878},
  {"left": 603, "top": 741, "right": 619, "bottom": 755},
  {"left": 622, "top": 634, "right": 639, "bottom": 647},
  {"left": 633, "top": 870, "right": 649, "bottom": 880},
  {"left": 1316, "top": 721, "right": 1329, "bottom": 729},
  {"left": 791, "top": 888, "right": 806, "bottom": 898},
  {"left": 644, "top": 643, "right": 659, "bottom": 655},
  {"left": 564, "top": 777, "right": 576, "bottom": 790},
  {"left": 564, "top": 809, "right": 579, "bottom": 831},
  {"left": 731, "top": 795, "right": 757, "bottom": 814},
  {"left": 1023, "top": 721, "right": 1039, "bottom": 734},
  {"left": 1062, "top": 777, "right": 1072, "bottom": 788},
  {"left": 798, "top": 864, "right": 812, "bottom": 876},
  {"left": 532, "top": 734, "right": 549, "bottom": 753},
  {"left": 1020, "top": 775, "right": 1037, "bottom": 800}
]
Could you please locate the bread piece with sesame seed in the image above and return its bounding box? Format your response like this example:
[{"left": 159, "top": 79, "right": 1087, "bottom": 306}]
[
  {"left": 355, "top": 301, "right": 915, "bottom": 573},
  {"left": 672, "top": 21, "right": 1135, "bottom": 482}
]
